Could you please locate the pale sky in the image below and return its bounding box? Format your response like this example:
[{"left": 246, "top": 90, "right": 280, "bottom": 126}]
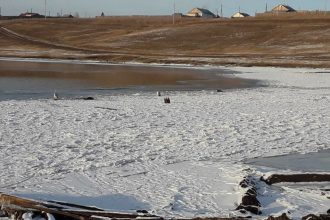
[{"left": 1, "top": 0, "right": 329, "bottom": 17}]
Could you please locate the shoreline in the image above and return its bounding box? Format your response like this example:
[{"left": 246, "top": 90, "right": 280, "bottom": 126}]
[
  {"left": 1, "top": 53, "right": 330, "bottom": 69},
  {"left": 1, "top": 56, "right": 329, "bottom": 71}
]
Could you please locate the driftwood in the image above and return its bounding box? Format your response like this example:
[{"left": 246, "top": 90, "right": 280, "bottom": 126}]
[
  {"left": 261, "top": 174, "right": 330, "bottom": 185},
  {"left": 2, "top": 191, "right": 329, "bottom": 220},
  {"left": 0, "top": 193, "right": 159, "bottom": 220},
  {"left": 266, "top": 213, "right": 290, "bottom": 220},
  {"left": 301, "top": 214, "right": 330, "bottom": 220},
  {"left": 0, "top": 193, "right": 254, "bottom": 220}
]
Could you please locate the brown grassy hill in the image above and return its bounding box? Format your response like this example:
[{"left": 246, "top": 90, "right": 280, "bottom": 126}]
[{"left": 1, "top": 15, "right": 330, "bottom": 67}]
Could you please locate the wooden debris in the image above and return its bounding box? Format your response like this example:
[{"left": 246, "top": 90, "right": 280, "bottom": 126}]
[
  {"left": 261, "top": 174, "right": 330, "bottom": 185},
  {"left": 0, "top": 193, "right": 159, "bottom": 220},
  {"left": 302, "top": 214, "right": 330, "bottom": 220},
  {"left": 266, "top": 213, "right": 291, "bottom": 220}
]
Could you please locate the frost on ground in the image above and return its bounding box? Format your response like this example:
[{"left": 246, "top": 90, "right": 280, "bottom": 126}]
[{"left": 0, "top": 66, "right": 329, "bottom": 219}]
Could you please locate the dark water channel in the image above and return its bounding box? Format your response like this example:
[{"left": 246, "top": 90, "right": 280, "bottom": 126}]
[{"left": 0, "top": 59, "right": 258, "bottom": 101}]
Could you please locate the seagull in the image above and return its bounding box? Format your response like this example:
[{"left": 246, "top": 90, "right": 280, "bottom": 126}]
[{"left": 53, "top": 91, "right": 59, "bottom": 100}]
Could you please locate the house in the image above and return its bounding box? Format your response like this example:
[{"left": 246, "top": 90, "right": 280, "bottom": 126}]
[
  {"left": 19, "top": 12, "right": 44, "bottom": 18},
  {"left": 272, "top": 4, "right": 296, "bottom": 13},
  {"left": 186, "top": 8, "right": 215, "bottom": 18},
  {"left": 231, "top": 12, "right": 250, "bottom": 18}
]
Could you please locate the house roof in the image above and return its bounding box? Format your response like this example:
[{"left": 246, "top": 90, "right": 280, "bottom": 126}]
[
  {"left": 187, "top": 8, "right": 215, "bottom": 17},
  {"left": 272, "top": 4, "right": 296, "bottom": 12},
  {"left": 232, "top": 12, "right": 250, "bottom": 18},
  {"left": 19, "top": 12, "right": 42, "bottom": 17}
]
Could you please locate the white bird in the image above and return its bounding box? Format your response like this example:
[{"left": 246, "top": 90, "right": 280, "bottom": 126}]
[{"left": 53, "top": 91, "right": 59, "bottom": 100}]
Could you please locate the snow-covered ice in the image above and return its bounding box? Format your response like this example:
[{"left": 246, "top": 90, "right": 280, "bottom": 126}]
[{"left": 0, "top": 65, "right": 329, "bottom": 219}]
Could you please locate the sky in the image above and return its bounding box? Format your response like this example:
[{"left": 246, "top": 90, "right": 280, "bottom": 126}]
[{"left": 1, "top": 0, "right": 330, "bottom": 17}]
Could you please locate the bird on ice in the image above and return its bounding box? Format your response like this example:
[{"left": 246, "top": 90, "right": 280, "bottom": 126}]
[{"left": 53, "top": 91, "right": 59, "bottom": 100}]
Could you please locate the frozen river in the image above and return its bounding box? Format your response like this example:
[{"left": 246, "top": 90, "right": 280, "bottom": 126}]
[
  {"left": 0, "top": 58, "right": 258, "bottom": 101},
  {"left": 0, "top": 61, "right": 329, "bottom": 219}
]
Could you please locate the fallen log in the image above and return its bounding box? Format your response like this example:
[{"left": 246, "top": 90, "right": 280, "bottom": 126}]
[
  {"left": 0, "top": 192, "right": 159, "bottom": 220},
  {"left": 261, "top": 174, "right": 330, "bottom": 185}
]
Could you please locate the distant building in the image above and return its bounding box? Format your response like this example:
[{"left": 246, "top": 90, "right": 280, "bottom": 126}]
[
  {"left": 62, "top": 14, "right": 74, "bottom": 18},
  {"left": 272, "top": 4, "right": 296, "bottom": 13},
  {"left": 231, "top": 12, "right": 250, "bottom": 18},
  {"left": 256, "top": 4, "right": 297, "bottom": 17},
  {"left": 186, "top": 8, "right": 215, "bottom": 18},
  {"left": 19, "top": 12, "right": 44, "bottom": 18}
]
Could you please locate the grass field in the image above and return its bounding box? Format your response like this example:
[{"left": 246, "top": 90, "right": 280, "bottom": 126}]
[{"left": 1, "top": 15, "right": 330, "bottom": 67}]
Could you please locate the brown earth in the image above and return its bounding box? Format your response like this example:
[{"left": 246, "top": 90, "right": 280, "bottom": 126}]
[{"left": 1, "top": 15, "right": 330, "bottom": 67}]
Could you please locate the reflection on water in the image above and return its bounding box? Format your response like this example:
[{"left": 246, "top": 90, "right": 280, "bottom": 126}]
[
  {"left": 246, "top": 149, "right": 330, "bottom": 172},
  {"left": 0, "top": 77, "right": 95, "bottom": 100},
  {"left": 0, "top": 60, "right": 257, "bottom": 100}
]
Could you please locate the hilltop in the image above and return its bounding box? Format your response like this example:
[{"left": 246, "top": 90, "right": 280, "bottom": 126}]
[{"left": 1, "top": 15, "right": 330, "bottom": 67}]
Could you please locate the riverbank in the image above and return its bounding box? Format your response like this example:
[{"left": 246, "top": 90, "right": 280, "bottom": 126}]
[{"left": 1, "top": 16, "right": 330, "bottom": 68}]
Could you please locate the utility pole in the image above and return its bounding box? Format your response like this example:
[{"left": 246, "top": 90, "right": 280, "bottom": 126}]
[
  {"left": 172, "top": 0, "right": 176, "bottom": 25},
  {"left": 220, "top": 4, "right": 223, "bottom": 17},
  {"left": 266, "top": 3, "right": 268, "bottom": 12},
  {"left": 44, "top": 0, "right": 47, "bottom": 19}
]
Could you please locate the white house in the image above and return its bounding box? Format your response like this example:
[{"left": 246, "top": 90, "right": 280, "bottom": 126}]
[
  {"left": 272, "top": 4, "right": 296, "bottom": 13},
  {"left": 186, "top": 8, "right": 215, "bottom": 18},
  {"left": 231, "top": 12, "right": 250, "bottom": 18}
]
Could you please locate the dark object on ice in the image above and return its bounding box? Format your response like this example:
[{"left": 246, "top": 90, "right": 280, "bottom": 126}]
[
  {"left": 0, "top": 210, "right": 6, "bottom": 217},
  {"left": 241, "top": 195, "right": 260, "bottom": 207},
  {"left": 217, "top": 89, "right": 224, "bottom": 92},
  {"left": 95, "top": 106, "right": 117, "bottom": 111},
  {"left": 236, "top": 204, "right": 261, "bottom": 215},
  {"left": 157, "top": 91, "right": 161, "bottom": 96},
  {"left": 302, "top": 214, "right": 330, "bottom": 220},
  {"left": 239, "top": 176, "right": 255, "bottom": 188},
  {"left": 261, "top": 174, "right": 330, "bottom": 185},
  {"left": 164, "top": 97, "right": 171, "bottom": 104},
  {"left": 77, "top": 97, "right": 95, "bottom": 100},
  {"left": 136, "top": 210, "right": 149, "bottom": 214},
  {"left": 237, "top": 176, "right": 261, "bottom": 215},
  {"left": 267, "top": 213, "right": 290, "bottom": 220},
  {"left": 327, "top": 209, "right": 330, "bottom": 214},
  {"left": 83, "top": 97, "right": 94, "bottom": 100}
]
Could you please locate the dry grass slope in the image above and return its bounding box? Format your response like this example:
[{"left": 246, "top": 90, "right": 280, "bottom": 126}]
[{"left": 1, "top": 15, "right": 330, "bottom": 67}]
